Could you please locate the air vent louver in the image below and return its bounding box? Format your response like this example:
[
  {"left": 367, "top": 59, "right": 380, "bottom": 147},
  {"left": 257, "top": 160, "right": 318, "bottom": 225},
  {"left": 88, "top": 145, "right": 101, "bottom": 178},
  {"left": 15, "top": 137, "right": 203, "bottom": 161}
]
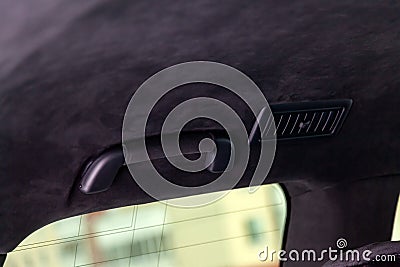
[{"left": 253, "top": 99, "right": 352, "bottom": 141}]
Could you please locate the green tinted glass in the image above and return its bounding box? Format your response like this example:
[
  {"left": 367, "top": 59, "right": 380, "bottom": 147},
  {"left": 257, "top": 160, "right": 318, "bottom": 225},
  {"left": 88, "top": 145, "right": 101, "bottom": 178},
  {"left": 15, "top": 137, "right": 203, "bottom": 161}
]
[{"left": 5, "top": 184, "right": 287, "bottom": 267}]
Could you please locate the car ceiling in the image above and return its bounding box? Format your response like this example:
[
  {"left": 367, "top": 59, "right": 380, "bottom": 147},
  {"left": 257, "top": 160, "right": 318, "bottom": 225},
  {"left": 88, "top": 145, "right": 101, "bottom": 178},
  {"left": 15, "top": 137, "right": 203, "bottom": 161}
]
[{"left": 1, "top": 0, "right": 400, "bottom": 260}]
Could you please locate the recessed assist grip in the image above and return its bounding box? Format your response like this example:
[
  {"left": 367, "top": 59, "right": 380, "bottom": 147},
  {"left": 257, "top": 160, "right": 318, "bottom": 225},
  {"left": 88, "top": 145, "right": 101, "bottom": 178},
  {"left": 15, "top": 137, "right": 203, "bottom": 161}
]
[
  {"left": 78, "top": 132, "right": 227, "bottom": 194},
  {"left": 79, "top": 147, "right": 125, "bottom": 194},
  {"left": 79, "top": 135, "right": 232, "bottom": 194},
  {"left": 79, "top": 141, "right": 232, "bottom": 194}
]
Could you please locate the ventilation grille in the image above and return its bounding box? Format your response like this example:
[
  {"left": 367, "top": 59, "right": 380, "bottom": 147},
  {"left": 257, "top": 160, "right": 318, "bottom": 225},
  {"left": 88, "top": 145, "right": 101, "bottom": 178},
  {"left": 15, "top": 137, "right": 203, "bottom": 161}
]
[
  {"left": 257, "top": 99, "right": 352, "bottom": 140},
  {"left": 274, "top": 107, "right": 346, "bottom": 139}
]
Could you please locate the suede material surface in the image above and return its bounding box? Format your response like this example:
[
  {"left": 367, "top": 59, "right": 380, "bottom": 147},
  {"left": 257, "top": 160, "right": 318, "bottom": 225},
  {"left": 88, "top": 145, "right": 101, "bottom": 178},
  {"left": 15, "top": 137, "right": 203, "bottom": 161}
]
[
  {"left": 284, "top": 176, "right": 400, "bottom": 267},
  {"left": 1, "top": 0, "right": 400, "bottom": 254},
  {"left": 322, "top": 241, "right": 400, "bottom": 266}
]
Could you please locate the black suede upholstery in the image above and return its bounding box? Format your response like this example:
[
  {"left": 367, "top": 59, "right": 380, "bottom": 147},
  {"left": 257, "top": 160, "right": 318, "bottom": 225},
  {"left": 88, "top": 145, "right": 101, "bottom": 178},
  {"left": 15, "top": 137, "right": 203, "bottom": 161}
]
[
  {"left": 283, "top": 176, "right": 400, "bottom": 267},
  {"left": 1, "top": 0, "right": 400, "bottom": 256},
  {"left": 323, "top": 241, "right": 400, "bottom": 267}
]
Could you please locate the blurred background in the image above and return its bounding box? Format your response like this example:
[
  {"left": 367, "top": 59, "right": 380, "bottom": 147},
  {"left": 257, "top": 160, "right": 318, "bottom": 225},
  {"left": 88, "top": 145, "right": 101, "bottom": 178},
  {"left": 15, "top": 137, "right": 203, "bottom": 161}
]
[{"left": 5, "top": 184, "right": 287, "bottom": 267}]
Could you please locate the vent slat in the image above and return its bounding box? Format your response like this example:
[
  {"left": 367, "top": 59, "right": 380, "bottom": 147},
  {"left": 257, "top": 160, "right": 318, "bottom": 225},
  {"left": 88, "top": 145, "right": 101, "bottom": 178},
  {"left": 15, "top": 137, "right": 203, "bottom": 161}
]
[
  {"left": 321, "top": 111, "right": 333, "bottom": 132},
  {"left": 329, "top": 108, "right": 344, "bottom": 132},
  {"left": 274, "top": 114, "right": 284, "bottom": 136},
  {"left": 306, "top": 112, "right": 317, "bottom": 133},
  {"left": 262, "top": 113, "right": 274, "bottom": 137},
  {"left": 323, "top": 109, "right": 340, "bottom": 133},
  {"left": 297, "top": 113, "right": 308, "bottom": 134},
  {"left": 290, "top": 114, "right": 300, "bottom": 134},
  {"left": 313, "top": 112, "right": 325, "bottom": 133},
  {"left": 281, "top": 114, "right": 292, "bottom": 135}
]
